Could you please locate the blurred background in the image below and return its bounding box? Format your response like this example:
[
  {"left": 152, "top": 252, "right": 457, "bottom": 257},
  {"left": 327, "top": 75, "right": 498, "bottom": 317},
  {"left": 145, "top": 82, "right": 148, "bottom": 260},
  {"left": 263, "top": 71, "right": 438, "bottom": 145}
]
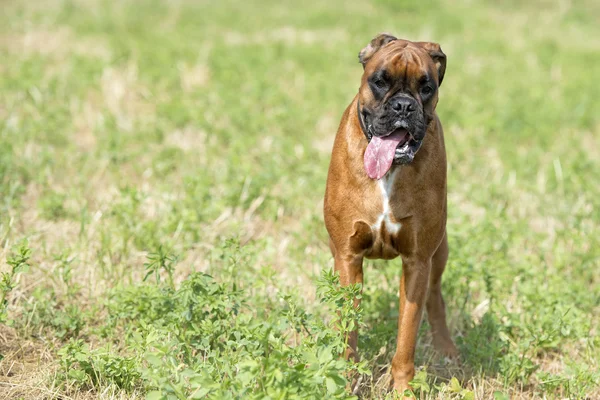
[{"left": 1, "top": 0, "right": 599, "bottom": 399}]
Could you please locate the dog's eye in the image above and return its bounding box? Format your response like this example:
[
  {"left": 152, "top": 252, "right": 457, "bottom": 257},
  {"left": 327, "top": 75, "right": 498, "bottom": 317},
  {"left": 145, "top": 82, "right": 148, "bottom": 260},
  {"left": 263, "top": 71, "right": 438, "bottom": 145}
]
[
  {"left": 421, "top": 86, "right": 433, "bottom": 95},
  {"left": 373, "top": 79, "right": 386, "bottom": 89},
  {"left": 369, "top": 73, "right": 389, "bottom": 98}
]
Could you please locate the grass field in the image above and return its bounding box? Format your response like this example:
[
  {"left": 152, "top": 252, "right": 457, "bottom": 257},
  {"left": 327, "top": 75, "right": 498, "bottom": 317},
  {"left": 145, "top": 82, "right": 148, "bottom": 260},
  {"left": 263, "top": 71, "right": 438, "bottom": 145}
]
[{"left": 1, "top": 0, "right": 600, "bottom": 398}]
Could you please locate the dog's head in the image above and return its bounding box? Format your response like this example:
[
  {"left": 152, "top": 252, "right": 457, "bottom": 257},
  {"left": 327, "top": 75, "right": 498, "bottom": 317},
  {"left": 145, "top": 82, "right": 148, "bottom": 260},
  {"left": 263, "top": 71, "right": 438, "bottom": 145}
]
[{"left": 357, "top": 34, "right": 446, "bottom": 165}]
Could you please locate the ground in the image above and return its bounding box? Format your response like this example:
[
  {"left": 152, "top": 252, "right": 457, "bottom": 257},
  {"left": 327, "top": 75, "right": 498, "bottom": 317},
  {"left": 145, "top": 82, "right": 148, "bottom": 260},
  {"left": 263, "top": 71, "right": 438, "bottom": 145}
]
[{"left": 0, "top": 0, "right": 599, "bottom": 399}]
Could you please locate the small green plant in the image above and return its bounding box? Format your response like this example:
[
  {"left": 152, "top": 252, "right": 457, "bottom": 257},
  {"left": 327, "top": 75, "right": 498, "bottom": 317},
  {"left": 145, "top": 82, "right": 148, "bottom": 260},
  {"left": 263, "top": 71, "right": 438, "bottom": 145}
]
[
  {"left": 38, "top": 191, "right": 68, "bottom": 220},
  {"left": 53, "top": 250, "right": 80, "bottom": 296},
  {"left": 316, "top": 269, "right": 365, "bottom": 357},
  {"left": 401, "top": 374, "right": 475, "bottom": 400},
  {"left": 1, "top": 241, "right": 31, "bottom": 324},
  {"left": 57, "top": 339, "right": 142, "bottom": 391},
  {"left": 144, "top": 246, "right": 178, "bottom": 289},
  {"left": 20, "top": 287, "right": 87, "bottom": 339}
]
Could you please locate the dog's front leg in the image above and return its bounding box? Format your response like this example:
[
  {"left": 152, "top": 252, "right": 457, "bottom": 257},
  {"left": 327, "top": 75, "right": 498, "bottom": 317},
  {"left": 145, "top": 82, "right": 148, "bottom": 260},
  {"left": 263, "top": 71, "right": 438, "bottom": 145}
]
[
  {"left": 334, "top": 254, "right": 364, "bottom": 362},
  {"left": 391, "top": 258, "right": 431, "bottom": 394}
]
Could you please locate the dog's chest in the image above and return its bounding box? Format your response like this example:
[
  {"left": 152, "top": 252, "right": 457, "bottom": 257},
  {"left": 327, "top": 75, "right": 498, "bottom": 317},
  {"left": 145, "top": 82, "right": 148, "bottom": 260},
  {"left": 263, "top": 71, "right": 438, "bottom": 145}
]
[
  {"left": 363, "top": 170, "right": 403, "bottom": 259},
  {"left": 372, "top": 170, "right": 402, "bottom": 234}
]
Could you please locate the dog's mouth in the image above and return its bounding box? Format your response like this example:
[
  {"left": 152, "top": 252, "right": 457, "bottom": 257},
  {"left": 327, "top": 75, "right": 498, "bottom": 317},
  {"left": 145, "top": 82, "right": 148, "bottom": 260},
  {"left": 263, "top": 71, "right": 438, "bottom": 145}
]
[
  {"left": 389, "top": 128, "right": 412, "bottom": 148},
  {"left": 364, "top": 127, "right": 423, "bottom": 180},
  {"left": 393, "top": 130, "right": 422, "bottom": 166}
]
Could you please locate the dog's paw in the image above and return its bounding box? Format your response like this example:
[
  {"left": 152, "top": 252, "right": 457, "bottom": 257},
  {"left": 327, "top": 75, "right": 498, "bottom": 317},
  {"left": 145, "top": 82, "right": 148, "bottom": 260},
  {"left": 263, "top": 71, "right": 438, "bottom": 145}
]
[
  {"left": 391, "top": 382, "right": 416, "bottom": 399},
  {"left": 432, "top": 337, "right": 459, "bottom": 359}
]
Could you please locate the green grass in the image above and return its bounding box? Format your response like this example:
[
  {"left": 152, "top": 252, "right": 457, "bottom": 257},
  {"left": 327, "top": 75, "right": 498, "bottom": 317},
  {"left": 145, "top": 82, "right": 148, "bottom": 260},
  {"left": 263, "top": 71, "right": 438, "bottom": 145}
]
[{"left": 1, "top": 0, "right": 599, "bottom": 398}]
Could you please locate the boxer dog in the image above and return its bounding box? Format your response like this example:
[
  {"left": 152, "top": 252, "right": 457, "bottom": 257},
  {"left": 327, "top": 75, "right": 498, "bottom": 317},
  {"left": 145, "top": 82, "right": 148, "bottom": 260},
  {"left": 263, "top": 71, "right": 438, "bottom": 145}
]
[{"left": 323, "top": 34, "right": 458, "bottom": 394}]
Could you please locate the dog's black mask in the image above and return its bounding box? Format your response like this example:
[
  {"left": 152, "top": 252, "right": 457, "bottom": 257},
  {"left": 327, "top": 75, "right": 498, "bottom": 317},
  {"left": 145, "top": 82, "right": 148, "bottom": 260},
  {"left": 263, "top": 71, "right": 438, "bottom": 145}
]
[{"left": 357, "top": 37, "right": 446, "bottom": 165}]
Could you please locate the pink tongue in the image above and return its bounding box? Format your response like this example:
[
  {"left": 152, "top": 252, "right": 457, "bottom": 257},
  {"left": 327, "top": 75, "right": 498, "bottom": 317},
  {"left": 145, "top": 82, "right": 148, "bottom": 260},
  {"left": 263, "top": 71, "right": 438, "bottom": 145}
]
[{"left": 363, "top": 130, "right": 408, "bottom": 180}]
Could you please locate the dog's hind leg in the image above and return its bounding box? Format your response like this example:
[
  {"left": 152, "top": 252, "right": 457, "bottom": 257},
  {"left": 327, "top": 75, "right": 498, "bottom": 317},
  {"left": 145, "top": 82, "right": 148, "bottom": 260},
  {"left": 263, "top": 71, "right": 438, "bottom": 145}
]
[{"left": 426, "top": 231, "right": 458, "bottom": 358}]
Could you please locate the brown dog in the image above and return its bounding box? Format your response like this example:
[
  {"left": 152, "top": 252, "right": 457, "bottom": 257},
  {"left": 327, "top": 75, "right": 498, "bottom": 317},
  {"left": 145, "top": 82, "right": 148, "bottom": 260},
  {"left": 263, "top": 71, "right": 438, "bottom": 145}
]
[{"left": 323, "top": 34, "right": 458, "bottom": 393}]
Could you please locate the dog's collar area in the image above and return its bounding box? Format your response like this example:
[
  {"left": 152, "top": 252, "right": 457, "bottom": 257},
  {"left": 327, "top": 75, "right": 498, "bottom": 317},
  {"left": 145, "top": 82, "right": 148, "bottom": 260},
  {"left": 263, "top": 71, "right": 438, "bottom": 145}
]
[{"left": 357, "top": 100, "right": 373, "bottom": 142}]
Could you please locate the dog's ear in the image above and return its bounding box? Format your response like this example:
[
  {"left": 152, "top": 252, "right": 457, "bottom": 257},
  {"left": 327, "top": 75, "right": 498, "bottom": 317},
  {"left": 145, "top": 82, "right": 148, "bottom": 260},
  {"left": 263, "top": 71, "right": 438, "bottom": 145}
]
[
  {"left": 359, "top": 33, "right": 397, "bottom": 68},
  {"left": 417, "top": 41, "right": 447, "bottom": 86}
]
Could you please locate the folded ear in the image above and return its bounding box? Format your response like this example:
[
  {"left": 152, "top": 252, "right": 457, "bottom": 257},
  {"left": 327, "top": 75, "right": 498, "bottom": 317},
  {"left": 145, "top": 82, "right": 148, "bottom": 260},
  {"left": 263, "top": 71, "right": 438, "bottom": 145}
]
[
  {"left": 417, "top": 41, "right": 447, "bottom": 85},
  {"left": 358, "top": 33, "right": 397, "bottom": 68}
]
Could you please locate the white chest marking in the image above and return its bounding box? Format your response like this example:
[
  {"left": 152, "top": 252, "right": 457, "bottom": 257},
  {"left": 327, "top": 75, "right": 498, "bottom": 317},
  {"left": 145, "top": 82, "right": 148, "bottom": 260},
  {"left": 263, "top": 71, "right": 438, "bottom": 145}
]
[{"left": 373, "top": 170, "right": 402, "bottom": 234}]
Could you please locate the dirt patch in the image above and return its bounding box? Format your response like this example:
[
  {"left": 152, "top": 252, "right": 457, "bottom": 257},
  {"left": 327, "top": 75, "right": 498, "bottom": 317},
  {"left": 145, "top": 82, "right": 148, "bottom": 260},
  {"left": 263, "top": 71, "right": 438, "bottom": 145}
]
[
  {"left": 0, "top": 325, "right": 56, "bottom": 400},
  {"left": 178, "top": 63, "right": 210, "bottom": 92}
]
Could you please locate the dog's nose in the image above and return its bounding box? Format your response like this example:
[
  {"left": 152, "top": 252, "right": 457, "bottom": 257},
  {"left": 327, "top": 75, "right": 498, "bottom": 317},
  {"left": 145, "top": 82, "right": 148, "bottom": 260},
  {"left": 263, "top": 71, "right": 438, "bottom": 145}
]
[{"left": 389, "top": 97, "right": 416, "bottom": 114}]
